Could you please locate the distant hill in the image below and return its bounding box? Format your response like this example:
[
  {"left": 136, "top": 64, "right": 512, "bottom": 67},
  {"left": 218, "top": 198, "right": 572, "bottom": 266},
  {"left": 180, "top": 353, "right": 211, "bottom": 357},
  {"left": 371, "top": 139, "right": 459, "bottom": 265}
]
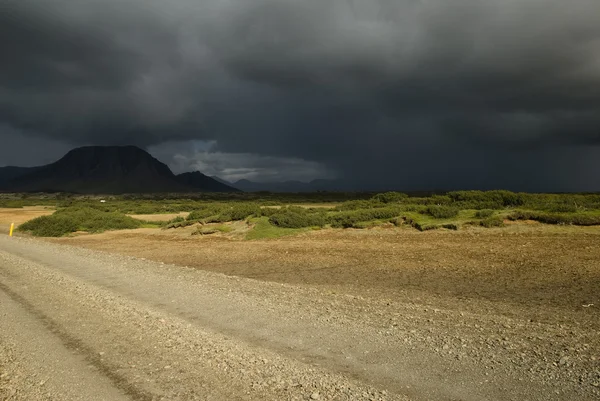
[
  {"left": 211, "top": 176, "right": 234, "bottom": 186},
  {"left": 0, "top": 166, "right": 40, "bottom": 189},
  {"left": 176, "top": 171, "right": 238, "bottom": 192},
  {"left": 0, "top": 146, "right": 239, "bottom": 194}
]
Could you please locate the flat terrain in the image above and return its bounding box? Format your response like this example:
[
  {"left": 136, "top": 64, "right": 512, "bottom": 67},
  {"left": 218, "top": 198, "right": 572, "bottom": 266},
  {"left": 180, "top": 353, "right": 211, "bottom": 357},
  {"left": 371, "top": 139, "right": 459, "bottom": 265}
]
[
  {"left": 127, "top": 212, "right": 190, "bottom": 222},
  {"left": 51, "top": 224, "right": 600, "bottom": 321},
  {"left": 1, "top": 221, "right": 599, "bottom": 400},
  {"left": 0, "top": 207, "right": 53, "bottom": 231}
]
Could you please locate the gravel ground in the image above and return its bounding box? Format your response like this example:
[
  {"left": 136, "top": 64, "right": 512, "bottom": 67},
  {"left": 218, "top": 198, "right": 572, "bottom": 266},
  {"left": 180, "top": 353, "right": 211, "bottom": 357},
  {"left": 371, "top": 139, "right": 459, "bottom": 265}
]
[{"left": 1, "top": 234, "right": 599, "bottom": 400}]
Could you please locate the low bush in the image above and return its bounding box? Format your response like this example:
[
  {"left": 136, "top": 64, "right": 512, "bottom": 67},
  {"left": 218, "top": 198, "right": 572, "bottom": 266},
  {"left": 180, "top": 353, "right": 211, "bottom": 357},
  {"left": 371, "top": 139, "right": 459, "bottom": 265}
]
[
  {"left": 19, "top": 215, "right": 79, "bottom": 237},
  {"left": 447, "top": 190, "right": 525, "bottom": 208},
  {"left": 328, "top": 206, "right": 401, "bottom": 228},
  {"left": 546, "top": 204, "right": 578, "bottom": 213},
  {"left": 216, "top": 203, "right": 262, "bottom": 222},
  {"left": 187, "top": 205, "right": 225, "bottom": 221},
  {"left": 442, "top": 223, "right": 459, "bottom": 230},
  {"left": 480, "top": 216, "right": 504, "bottom": 228},
  {"left": 269, "top": 208, "right": 328, "bottom": 228},
  {"left": 164, "top": 217, "right": 196, "bottom": 229},
  {"left": 508, "top": 211, "right": 600, "bottom": 226},
  {"left": 475, "top": 209, "right": 494, "bottom": 218},
  {"left": 335, "top": 200, "right": 383, "bottom": 211},
  {"left": 424, "top": 205, "right": 460, "bottom": 219},
  {"left": 371, "top": 192, "right": 408, "bottom": 204},
  {"left": 408, "top": 219, "right": 438, "bottom": 232},
  {"left": 19, "top": 207, "right": 141, "bottom": 237}
]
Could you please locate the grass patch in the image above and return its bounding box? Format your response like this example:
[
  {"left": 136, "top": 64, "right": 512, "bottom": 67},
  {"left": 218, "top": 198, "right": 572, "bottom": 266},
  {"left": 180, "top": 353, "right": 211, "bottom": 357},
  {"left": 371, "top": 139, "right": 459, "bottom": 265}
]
[
  {"left": 246, "top": 217, "right": 308, "bottom": 240},
  {"left": 424, "top": 205, "right": 460, "bottom": 219},
  {"left": 402, "top": 209, "right": 475, "bottom": 231},
  {"left": 480, "top": 216, "right": 505, "bottom": 228},
  {"left": 475, "top": 209, "right": 494, "bottom": 218},
  {"left": 269, "top": 207, "right": 328, "bottom": 228},
  {"left": 216, "top": 225, "right": 233, "bottom": 233},
  {"left": 328, "top": 206, "right": 402, "bottom": 228}
]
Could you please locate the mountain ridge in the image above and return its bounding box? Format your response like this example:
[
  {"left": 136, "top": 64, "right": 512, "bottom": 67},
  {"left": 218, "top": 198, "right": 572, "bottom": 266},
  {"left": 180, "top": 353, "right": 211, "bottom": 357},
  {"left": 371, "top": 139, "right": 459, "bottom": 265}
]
[{"left": 0, "top": 146, "right": 239, "bottom": 194}]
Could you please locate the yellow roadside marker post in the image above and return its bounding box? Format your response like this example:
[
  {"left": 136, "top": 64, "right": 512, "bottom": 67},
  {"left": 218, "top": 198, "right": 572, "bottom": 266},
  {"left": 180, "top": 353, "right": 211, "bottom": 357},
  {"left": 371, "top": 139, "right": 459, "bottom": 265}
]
[{"left": 9, "top": 223, "right": 14, "bottom": 237}]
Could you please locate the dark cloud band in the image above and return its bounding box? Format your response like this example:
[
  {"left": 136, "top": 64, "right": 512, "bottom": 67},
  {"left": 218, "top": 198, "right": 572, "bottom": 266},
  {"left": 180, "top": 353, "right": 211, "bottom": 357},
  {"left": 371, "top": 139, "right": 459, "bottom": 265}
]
[{"left": 1, "top": 0, "right": 599, "bottom": 189}]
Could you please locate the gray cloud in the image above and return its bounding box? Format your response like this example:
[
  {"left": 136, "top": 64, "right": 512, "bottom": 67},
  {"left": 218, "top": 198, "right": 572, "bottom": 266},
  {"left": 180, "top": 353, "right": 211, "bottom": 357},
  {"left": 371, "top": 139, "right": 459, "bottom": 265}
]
[
  {"left": 148, "top": 140, "right": 336, "bottom": 183},
  {"left": 1, "top": 0, "right": 600, "bottom": 189}
]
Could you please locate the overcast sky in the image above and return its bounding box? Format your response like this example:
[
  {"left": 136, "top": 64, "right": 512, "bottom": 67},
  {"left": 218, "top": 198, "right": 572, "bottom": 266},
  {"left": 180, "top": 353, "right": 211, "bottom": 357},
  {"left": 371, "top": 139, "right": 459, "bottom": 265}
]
[{"left": 1, "top": 0, "right": 599, "bottom": 190}]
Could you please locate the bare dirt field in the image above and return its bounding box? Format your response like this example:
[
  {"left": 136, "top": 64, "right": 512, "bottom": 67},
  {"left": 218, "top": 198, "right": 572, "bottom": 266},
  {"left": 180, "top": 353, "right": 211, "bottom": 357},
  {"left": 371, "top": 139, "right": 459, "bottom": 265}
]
[
  {"left": 127, "top": 212, "right": 189, "bottom": 222},
  {"left": 49, "top": 225, "right": 600, "bottom": 319},
  {"left": 0, "top": 207, "right": 54, "bottom": 232}
]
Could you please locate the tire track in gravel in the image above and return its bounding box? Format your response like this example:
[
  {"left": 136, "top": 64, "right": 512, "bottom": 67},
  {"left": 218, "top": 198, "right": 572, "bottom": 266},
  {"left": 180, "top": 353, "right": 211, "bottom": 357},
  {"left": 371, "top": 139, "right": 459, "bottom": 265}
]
[
  {"left": 0, "top": 281, "right": 152, "bottom": 401},
  {"left": 0, "top": 239, "right": 407, "bottom": 401}
]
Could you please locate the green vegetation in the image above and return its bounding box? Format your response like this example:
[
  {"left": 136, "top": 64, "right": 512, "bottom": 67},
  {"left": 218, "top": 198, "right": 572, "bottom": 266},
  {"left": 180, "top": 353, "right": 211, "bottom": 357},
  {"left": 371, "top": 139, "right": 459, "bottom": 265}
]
[
  {"left": 269, "top": 207, "right": 328, "bottom": 228},
  {"left": 475, "top": 209, "right": 494, "bottom": 218},
  {"left": 328, "top": 207, "right": 402, "bottom": 228},
  {"left": 480, "top": 216, "right": 505, "bottom": 228},
  {"left": 246, "top": 217, "right": 309, "bottom": 240},
  {"left": 401, "top": 209, "right": 475, "bottom": 231},
  {"left": 216, "top": 225, "right": 234, "bottom": 233},
  {"left": 508, "top": 210, "right": 600, "bottom": 226},
  {"left": 216, "top": 203, "right": 262, "bottom": 221},
  {"left": 19, "top": 207, "right": 141, "bottom": 237},
  {"left": 424, "top": 205, "right": 460, "bottom": 219},
  {"left": 8, "top": 190, "right": 600, "bottom": 237}
]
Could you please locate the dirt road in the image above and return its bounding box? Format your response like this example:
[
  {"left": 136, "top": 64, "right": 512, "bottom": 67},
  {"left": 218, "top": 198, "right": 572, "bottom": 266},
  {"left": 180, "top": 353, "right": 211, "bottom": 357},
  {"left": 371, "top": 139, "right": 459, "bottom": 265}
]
[{"left": 1, "top": 234, "right": 598, "bottom": 401}]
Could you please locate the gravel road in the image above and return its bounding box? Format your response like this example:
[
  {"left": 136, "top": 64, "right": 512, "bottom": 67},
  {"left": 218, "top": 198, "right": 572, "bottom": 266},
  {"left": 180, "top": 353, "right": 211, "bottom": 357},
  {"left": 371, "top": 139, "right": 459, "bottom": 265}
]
[{"left": 1, "top": 235, "right": 598, "bottom": 401}]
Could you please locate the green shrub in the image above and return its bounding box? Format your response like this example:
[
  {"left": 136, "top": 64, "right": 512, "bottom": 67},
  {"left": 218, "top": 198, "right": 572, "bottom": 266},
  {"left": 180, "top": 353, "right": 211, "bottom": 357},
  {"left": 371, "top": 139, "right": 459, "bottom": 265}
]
[
  {"left": 328, "top": 207, "right": 401, "bottom": 228},
  {"left": 216, "top": 203, "right": 262, "bottom": 222},
  {"left": 19, "top": 215, "right": 79, "bottom": 237},
  {"left": 475, "top": 209, "right": 494, "bottom": 218},
  {"left": 508, "top": 211, "right": 600, "bottom": 226},
  {"left": 269, "top": 208, "right": 327, "bottom": 228},
  {"left": 164, "top": 217, "right": 196, "bottom": 229},
  {"left": 447, "top": 190, "right": 525, "bottom": 208},
  {"left": 371, "top": 192, "right": 408, "bottom": 204},
  {"left": 335, "top": 200, "right": 383, "bottom": 211},
  {"left": 424, "top": 205, "right": 460, "bottom": 219},
  {"left": 442, "top": 223, "right": 459, "bottom": 230},
  {"left": 19, "top": 207, "right": 141, "bottom": 237},
  {"left": 187, "top": 205, "right": 225, "bottom": 221},
  {"left": 547, "top": 204, "right": 578, "bottom": 213},
  {"left": 258, "top": 207, "right": 280, "bottom": 217},
  {"left": 429, "top": 195, "right": 453, "bottom": 206},
  {"left": 480, "top": 216, "right": 504, "bottom": 228}
]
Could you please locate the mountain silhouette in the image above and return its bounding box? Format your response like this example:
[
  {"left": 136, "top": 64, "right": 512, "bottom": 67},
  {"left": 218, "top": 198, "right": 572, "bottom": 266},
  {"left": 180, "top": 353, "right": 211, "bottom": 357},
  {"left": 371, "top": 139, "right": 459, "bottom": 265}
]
[
  {"left": 0, "top": 146, "right": 239, "bottom": 194},
  {"left": 176, "top": 171, "right": 237, "bottom": 193}
]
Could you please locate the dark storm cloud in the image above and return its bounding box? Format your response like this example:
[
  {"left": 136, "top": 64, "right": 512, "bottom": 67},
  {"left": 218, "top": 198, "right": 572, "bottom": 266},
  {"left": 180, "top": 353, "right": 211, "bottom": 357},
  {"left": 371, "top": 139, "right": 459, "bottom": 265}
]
[{"left": 1, "top": 0, "right": 600, "bottom": 189}]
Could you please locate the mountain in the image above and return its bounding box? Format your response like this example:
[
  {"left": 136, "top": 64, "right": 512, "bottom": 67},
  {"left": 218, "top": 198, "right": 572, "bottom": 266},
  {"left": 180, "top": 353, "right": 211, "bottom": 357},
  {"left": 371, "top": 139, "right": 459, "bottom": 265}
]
[
  {"left": 0, "top": 166, "right": 41, "bottom": 189},
  {"left": 176, "top": 172, "right": 239, "bottom": 192},
  {"left": 0, "top": 146, "right": 239, "bottom": 194},
  {"left": 211, "top": 176, "right": 234, "bottom": 186}
]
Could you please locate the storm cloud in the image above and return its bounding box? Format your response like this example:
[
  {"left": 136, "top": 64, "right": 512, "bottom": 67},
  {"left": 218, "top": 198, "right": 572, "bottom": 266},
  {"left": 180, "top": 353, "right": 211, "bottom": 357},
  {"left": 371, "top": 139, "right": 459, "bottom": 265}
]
[{"left": 1, "top": 0, "right": 600, "bottom": 190}]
